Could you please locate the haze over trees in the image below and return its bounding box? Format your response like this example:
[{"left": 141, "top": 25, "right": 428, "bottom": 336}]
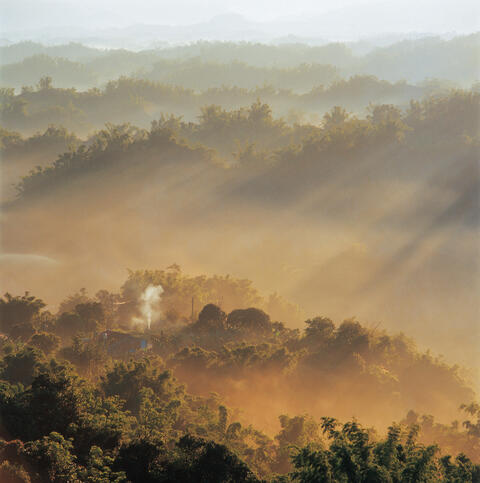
[
  {"left": 1, "top": 34, "right": 478, "bottom": 90},
  {"left": 0, "top": 271, "right": 479, "bottom": 481},
  {"left": 0, "top": 13, "right": 479, "bottom": 482}
]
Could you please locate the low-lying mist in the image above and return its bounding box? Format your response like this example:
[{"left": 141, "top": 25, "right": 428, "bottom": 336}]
[
  {"left": 1, "top": 98, "right": 478, "bottom": 376},
  {"left": 1, "top": 21, "right": 479, "bottom": 482}
]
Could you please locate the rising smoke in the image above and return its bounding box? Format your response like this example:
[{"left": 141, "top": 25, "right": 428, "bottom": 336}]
[{"left": 136, "top": 284, "right": 164, "bottom": 329}]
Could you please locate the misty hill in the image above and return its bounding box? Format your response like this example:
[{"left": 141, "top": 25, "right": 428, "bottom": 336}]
[
  {"left": 0, "top": 276, "right": 478, "bottom": 480},
  {"left": 1, "top": 34, "right": 478, "bottom": 91},
  {"left": 0, "top": 41, "right": 104, "bottom": 64},
  {"left": 0, "top": 75, "right": 434, "bottom": 136},
  {"left": 2, "top": 92, "right": 478, "bottom": 371},
  {"left": 0, "top": 125, "right": 80, "bottom": 201},
  {"left": 1, "top": 2, "right": 479, "bottom": 482},
  {"left": 0, "top": 269, "right": 477, "bottom": 442}
]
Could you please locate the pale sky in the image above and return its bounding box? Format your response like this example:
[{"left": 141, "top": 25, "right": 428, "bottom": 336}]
[
  {"left": 1, "top": 0, "right": 479, "bottom": 39},
  {"left": 2, "top": 0, "right": 378, "bottom": 27}
]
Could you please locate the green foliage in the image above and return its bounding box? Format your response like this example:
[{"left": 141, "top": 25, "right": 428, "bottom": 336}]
[
  {"left": 58, "top": 288, "right": 92, "bottom": 314},
  {"left": 55, "top": 301, "right": 104, "bottom": 341},
  {"left": 462, "top": 403, "right": 480, "bottom": 438},
  {"left": 0, "top": 280, "right": 476, "bottom": 480},
  {"left": 29, "top": 332, "right": 60, "bottom": 355},
  {"left": 290, "top": 418, "right": 480, "bottom": 482},
  {"left": 0, "top": 294, "right": 477, "bottom": 481},
  {"left": 402, "top": 409, "right": 480, "bottom": 462},
  {"left": 194, "top": 304, "right": 227, "bottom": 332},
  {"left": 152, "top": 434, "right": 261, "bottom": 483},
  {"left": 100, "top": 358, "right": 180, "bottom": 415},
  {"left": 114, "top": 439, "right": 162, "bottom": 482},
  {"left": 226, "top": 308, "right": 272, "bottom": 336},
  {"left": 58, "top": 336, "right": 107, "bottom": 376},
  {"left": 24, "top": 432, "right": 79, "bottom": 482},
  {"left": 0, "top": 345, "right": 45, "bottom": 385},
  {"left": 14, "top": 121, "right": 210, "bottom": 197},
  {"left": 0, "top": 293, "right": 45, "bottom": 339},
  {"left": 79, "top": 446, "right": 127, "bottom": 482},
  {"left": 275, "top": 415, "right": 322, "bottom": 474}
]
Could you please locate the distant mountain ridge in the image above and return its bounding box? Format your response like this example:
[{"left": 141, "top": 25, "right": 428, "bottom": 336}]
[
  {"left": 1, "top": 34, "right": 478, "bottom": 88},
  {"left": 2, "top": 0, "right": 479, "bottom": 48}
]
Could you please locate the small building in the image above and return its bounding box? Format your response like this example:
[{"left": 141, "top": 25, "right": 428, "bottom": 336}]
[{"left": 98, "top": 330, "right": 151, "bottom": 357}]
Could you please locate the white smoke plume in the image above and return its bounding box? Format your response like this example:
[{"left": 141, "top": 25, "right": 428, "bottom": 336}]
[{"left": 138, "top": 284, "right": 164, "bottom": 329}]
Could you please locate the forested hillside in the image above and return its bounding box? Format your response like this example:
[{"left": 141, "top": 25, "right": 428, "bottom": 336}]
[
  {"left": 0, "top": 25, "right": 479, "bottom": 483},
  {"left": 1, "top": 34, "right": 478, "bottom": 90},
  {"left": 0, "top": 270, "right": 479, "bottom": 481},
  {"left": 1, "top": 90, "right": 478, "bottom": 366},
  {"left": 0, "top": 75, "right": 427, "bottom": 135}
]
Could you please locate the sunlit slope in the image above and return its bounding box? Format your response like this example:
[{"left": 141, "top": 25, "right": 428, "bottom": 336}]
[{"left": 1, "top": 91, "right": 478, "bottom": 369}]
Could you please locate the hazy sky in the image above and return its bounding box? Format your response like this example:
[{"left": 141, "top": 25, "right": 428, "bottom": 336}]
[
  {"left": 1, "top": 0, "right": 479, "bottom": 40},
  {"left": 2, "top": 0, "right": 383, "bottom": 27},
  {"left": 45, "top": 0, "right": 363, "bottom": 24}
]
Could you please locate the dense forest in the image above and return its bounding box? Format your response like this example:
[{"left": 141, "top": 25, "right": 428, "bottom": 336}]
[
  {"left": 0, "top": 269, "right": 479, "bottom": 482},
  {"left": 0, "top": 74, "right": 429, "bottom": 135},
  {"left": 0, "top": 28, "right": 479, "bottom": 483},
  {"left": 1, "top": 34, "right": 478, "bottom": 90}
]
